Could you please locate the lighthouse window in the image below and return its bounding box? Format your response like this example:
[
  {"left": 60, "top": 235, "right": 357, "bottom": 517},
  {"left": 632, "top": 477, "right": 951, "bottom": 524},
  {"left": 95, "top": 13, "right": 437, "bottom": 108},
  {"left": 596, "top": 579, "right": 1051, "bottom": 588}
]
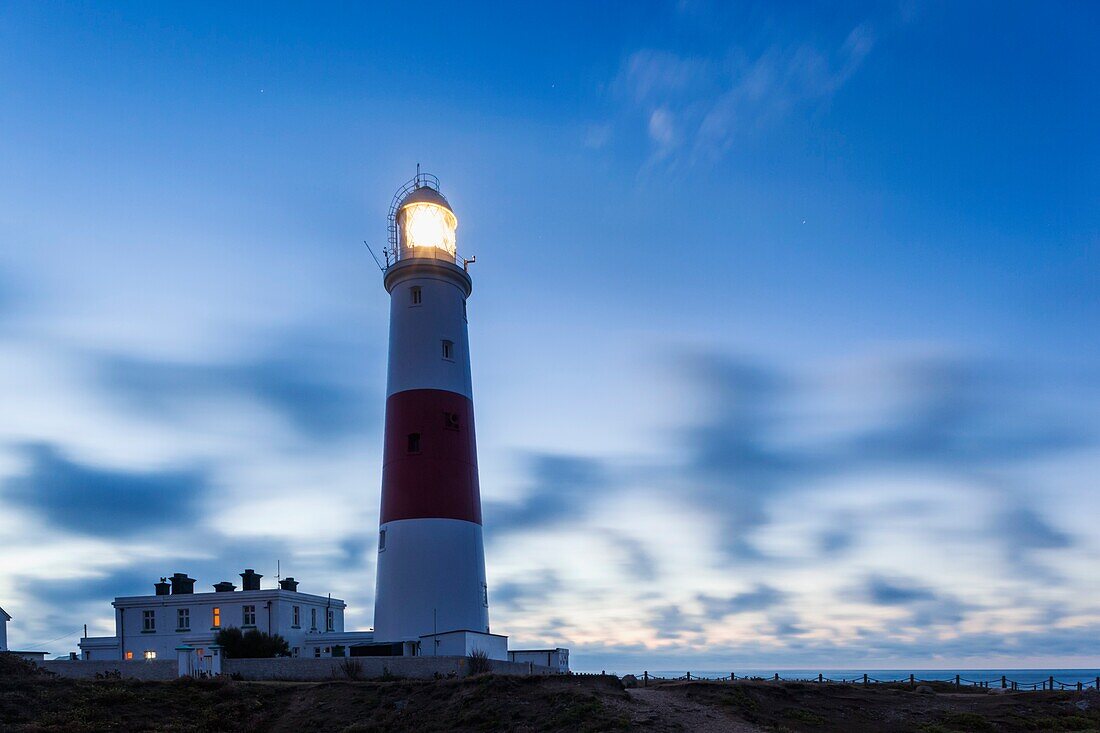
[
  {"left": 407, "top": 433, "right": 421, "bottom": 453},
  {"left": 378, "top": 528, "right": 387, "bottom": 551},
  {"left": 410, "top": 286, "right": 422, "bottom": 305},
  {"left": 443, "top": 411, "right": 460, "bottom": 430},
  {"left": 441, "top": 340, "right": 454, "bottom": 360}
]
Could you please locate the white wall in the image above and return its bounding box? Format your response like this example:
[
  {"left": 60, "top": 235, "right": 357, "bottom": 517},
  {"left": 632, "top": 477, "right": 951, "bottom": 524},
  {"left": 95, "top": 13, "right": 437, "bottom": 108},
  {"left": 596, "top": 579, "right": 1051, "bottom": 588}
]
[{"left": 0, "top": 613, "right": 8, "bottom": 651}]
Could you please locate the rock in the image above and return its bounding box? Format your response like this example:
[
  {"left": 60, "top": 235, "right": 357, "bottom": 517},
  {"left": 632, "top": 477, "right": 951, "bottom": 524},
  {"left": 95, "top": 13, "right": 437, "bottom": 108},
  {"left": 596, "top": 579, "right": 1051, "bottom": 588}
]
[
  {"left": 1075, "top": 699, "right": 1090, "bottom": 711},
  {"left": 621, "top": 674, "right": 638, "bottom": 688},
  {"left": 988, "top": 687, "right": 1009, "bottom": 695},
  {"left": 915, "top": 685, "right": 935, "bottom": 695},
  {"left": 394, "top": 700, "right": 408, "bottom": 711}
]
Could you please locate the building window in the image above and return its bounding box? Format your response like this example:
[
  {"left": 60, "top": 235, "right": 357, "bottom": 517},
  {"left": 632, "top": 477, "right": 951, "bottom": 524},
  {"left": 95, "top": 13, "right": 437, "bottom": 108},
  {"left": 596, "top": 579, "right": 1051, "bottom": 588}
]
[
  {"left": 143, "top": 650, "right": 157, "bottom": 660},
  {"left": 242, "top": 605, "right": 256, "bottom": 626},
  {"left": 378, "top": 528, "right": 386, "bottom": 552},
  {"left": 292, "top": 647, "right": 299, "bottom": 658},
  {"left": 441, "top": 340, "right": 454, "bottom": 360},
  {"left": 311, "top": 608, "right": 317, "bottom": 631},
  {"left": 212, "top": 607, "right": 221, "bottom": 628},
  {"left": 326, "top": 608, "right": 335, "bottom": 631},
  {"left": 142, "top": 610, "right": 155, "bottom": 632},
  {"left": 125, "top": 651, "right": 133, "bottom": 660},
  {"left": 292, "top": 606, "right": 300, "bottom": 628},
  {"left": 443, "top": 411, "right": 460, "bottom": 430},
  {"left": 314, "top": 646, "right": 321, "bottom": 658},
  {"left": 407, "top": 432, "right": 421, "bottom": 453},
  {"left": 177, "top": 608, "right": 190, "bottom": 631},
  {"left": 410, "top": 286, "right": 422, "bottom": 305}
]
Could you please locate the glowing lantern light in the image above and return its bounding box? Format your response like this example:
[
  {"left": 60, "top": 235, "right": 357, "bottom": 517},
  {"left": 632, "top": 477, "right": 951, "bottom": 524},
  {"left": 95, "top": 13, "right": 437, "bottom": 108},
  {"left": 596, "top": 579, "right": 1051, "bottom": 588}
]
[{"left": 396, "top": 185, "right": 457, "bottom": 261}]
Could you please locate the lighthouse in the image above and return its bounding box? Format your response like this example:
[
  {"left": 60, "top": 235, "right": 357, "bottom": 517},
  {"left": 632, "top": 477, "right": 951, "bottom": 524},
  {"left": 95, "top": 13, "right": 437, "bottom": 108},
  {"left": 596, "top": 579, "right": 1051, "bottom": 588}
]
[{"left": 373, "top": 173, "right": 490, "bottom": 643}]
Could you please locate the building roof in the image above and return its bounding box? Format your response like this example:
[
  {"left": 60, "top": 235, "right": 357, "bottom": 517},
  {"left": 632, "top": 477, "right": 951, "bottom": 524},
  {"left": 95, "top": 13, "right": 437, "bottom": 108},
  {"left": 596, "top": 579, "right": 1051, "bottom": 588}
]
[{"left": 0, "top": 606, "right": 10, "bottom": 621}]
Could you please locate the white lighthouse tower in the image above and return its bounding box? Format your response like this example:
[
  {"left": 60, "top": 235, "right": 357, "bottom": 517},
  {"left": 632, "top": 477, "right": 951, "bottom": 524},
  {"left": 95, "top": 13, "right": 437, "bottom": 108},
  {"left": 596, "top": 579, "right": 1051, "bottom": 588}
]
[{"left": 373, "top": 173, "right": 490, "bottom": 644}]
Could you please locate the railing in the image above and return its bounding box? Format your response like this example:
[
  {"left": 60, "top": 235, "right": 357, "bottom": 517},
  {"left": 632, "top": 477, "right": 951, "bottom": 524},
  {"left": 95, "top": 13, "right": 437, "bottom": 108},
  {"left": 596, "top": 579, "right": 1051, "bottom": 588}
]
[{"left": 622, "top": 671, "right": 1100, "bottom": 692}]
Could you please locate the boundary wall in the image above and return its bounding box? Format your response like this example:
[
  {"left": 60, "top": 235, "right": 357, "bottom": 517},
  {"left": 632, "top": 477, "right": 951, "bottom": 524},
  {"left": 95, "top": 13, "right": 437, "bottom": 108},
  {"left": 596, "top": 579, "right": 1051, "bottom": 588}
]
[{"left": 38, "top": 656, "right": 551, "bottom": 681}]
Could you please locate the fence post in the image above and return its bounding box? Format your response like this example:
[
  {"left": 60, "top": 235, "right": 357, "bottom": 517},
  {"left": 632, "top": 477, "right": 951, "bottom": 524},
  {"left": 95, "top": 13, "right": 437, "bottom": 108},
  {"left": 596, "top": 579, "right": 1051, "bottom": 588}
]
[
  {"left": 774, "top": 673, "right": 780, "bottom": 682},
  {"left": 1001, "top": 676, "right": 1005, "bottom": 689},
  {"left": 643, "top": 671, "right": 648, "bottom": 687},
  {"left": 955, "top": 675, "right": 960, "bottom": 690},
  {"left": 686, "top": 671, "right": 691, "bottom": 681},
  {"left": 730, "top": 672, "right": 735, "bottom": 681},
  {"left": 819, "top": 673, "right": 824, "bottom": 684},
  {"left": 1078, "top": 682, "right": 1083, "bottom": 692},
  {"left": 910, "top": 674, "right": 915, "bottom": 689},
  {"left": 1049, "top": 675, "right": 1054, "bottom": 691},
  {"left": 863, "top": 673, "right": 868, "bottom": 686}
]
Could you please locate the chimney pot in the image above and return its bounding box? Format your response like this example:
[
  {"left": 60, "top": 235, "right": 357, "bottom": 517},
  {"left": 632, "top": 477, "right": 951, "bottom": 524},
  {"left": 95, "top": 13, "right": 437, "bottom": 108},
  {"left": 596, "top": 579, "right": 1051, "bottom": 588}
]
[
  {"left": 240, "top": 568, "right": 263, "bottom": 591},
  {"left": 278, "top": 577, "right": 299, "bottom": 592},
  {"left": 169, "top": 573, "right": 196, "bottom": 595}
]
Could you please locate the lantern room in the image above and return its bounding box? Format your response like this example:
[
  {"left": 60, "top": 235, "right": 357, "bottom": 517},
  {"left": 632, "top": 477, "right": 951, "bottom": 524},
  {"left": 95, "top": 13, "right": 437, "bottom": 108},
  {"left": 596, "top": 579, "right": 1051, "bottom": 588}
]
[{"left": 392, "top": 181, "right": 457, "bottom": 263}]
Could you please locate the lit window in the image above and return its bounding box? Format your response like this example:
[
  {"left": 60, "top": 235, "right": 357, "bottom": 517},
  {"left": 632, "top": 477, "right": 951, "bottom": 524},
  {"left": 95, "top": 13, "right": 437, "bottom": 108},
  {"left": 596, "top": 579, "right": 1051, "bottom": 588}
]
[
  {"left": 378, "top": 529, "right": 386, "bottom": 552},
  {"left": 212, "top": 607, "right": 221, "bottom": 628},
  {"left": 242, "top": 605, "right": 256, "bottom": 626},
  {"left": 407, "top": 433, "right": 421, "bottom": 453},
  {"left": 441, "top": 340, "right": 454, "bottom": 360},
  {"left": 177, "top": 608, "right": 190, "bottom": 631},
  {"left": 311, "top": 608, "right": 317, "bottom": 631},
  {"left": 143, "top": 650, "right": 156, "bottom": 660},
  {"left": 292, "top": 606, "right": 300, "bottom": 628},
  {"left": 326, "top": 608, "right": 335, "bottom": 631},
  {"left": 142, "top": 610, "right": 155, "bottom": 632},
  {"left": 125, "top": 651, "right": 133, "bottom": 660},
  {"left": 410, "top": 286, "right": 422, "bottom": 305}
]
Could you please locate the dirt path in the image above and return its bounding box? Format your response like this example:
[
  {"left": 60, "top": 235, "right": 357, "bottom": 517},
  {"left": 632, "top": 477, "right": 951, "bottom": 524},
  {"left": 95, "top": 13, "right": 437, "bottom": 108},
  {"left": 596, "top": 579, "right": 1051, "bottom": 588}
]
[{"left": 614, "top": 687, "right": 763, "bottom": 732}]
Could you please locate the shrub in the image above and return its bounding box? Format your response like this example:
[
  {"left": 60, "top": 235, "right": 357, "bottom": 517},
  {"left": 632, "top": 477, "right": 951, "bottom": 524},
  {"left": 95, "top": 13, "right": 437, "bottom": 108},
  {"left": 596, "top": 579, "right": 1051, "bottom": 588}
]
[
  {"left": 337, "top": 658, "right": 364, "bottom": 680},
  {"left": 467, "top": 649, "right": 492, "bottom": 676},
  {"left": 215, "top": 627, "right": 290, "bottom": 658}
]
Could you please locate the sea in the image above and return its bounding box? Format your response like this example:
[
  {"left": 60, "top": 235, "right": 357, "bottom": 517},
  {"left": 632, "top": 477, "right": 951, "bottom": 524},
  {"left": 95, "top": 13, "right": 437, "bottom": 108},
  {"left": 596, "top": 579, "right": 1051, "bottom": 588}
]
[{"left": 585, "top": 669, "right": 1100, "bottom": 689}]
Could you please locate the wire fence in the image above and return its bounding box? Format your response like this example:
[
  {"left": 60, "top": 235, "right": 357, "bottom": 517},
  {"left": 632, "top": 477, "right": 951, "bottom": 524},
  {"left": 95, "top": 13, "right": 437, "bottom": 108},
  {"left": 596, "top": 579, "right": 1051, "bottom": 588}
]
[{"left": 603, "top": 671, "right": 1100, "bottom": 692}]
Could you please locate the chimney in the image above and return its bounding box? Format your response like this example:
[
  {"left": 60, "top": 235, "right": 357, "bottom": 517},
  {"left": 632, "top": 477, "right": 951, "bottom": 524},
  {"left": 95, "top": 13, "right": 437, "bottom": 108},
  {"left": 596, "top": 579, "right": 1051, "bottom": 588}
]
[
  {"left": 278, "top": 577, "right": 299, "bottom": 592},
  {"left": 240, "top": 569, "right": 262, "bottom": 591},
  {"left": 154, "top": 577, "right": 171, "bottom": 596},
  {"left": 213, "top": 582, "right": 236, "bottom": 593},
  {"left": 169, "top": 573, "right": 196, "bottom": 595}
]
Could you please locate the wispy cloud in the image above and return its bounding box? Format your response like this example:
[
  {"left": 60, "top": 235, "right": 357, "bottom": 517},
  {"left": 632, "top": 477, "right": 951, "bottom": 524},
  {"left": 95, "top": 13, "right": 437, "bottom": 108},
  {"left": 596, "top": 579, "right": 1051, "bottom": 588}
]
[{"left": 616, "top": 23, "right": 876, "bottom": 165}]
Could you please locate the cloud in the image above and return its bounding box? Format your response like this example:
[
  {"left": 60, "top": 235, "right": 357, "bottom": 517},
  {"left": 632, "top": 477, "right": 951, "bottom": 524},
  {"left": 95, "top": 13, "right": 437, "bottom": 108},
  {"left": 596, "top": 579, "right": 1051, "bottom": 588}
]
[
  {"left": 677, "top": 352, "right": 1091, "bottom": 563},
  {"left": 698, "top": 584, "right": 787, "bottom": 619},
  {"left": 99, "top": 342, "right": 374, "bottom": 440},
  {"left": 616, "top": 22, "right": 877, "bottom": 164},
  {"left": 858, "top": 575, "right": 971, "bottom": 627},
  {"left": 484, "top": 454, "right": 607, "bottom": 535},
  {"left": 3, "top": 442, "right": 208, "bottom": 537},
  {"left": 864, "top": 575, "right": 936, "bottom": 605},
  {"left": 492, "top": 571, "right": 562, "bottom": 613}
]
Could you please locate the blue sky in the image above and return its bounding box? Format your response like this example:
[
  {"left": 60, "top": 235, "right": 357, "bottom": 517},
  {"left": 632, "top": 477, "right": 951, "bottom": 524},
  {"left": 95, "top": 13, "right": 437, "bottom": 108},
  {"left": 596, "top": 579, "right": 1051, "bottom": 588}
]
[{"left": 0, "top": 1, "right": 1097, "bottom": 670}]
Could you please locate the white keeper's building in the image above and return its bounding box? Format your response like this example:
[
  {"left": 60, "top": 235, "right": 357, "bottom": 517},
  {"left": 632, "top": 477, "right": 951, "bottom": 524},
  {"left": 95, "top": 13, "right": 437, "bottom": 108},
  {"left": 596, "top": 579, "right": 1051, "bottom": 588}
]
[{"left": 80, "top": 570, "right": 372, "bottom": 662}]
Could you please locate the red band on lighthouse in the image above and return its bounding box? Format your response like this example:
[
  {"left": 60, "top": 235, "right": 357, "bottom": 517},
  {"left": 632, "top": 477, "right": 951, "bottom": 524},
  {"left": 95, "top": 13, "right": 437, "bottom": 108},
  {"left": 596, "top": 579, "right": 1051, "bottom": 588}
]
[{"left": 380, "top": 388, "right": 481, "bottom": 525}]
